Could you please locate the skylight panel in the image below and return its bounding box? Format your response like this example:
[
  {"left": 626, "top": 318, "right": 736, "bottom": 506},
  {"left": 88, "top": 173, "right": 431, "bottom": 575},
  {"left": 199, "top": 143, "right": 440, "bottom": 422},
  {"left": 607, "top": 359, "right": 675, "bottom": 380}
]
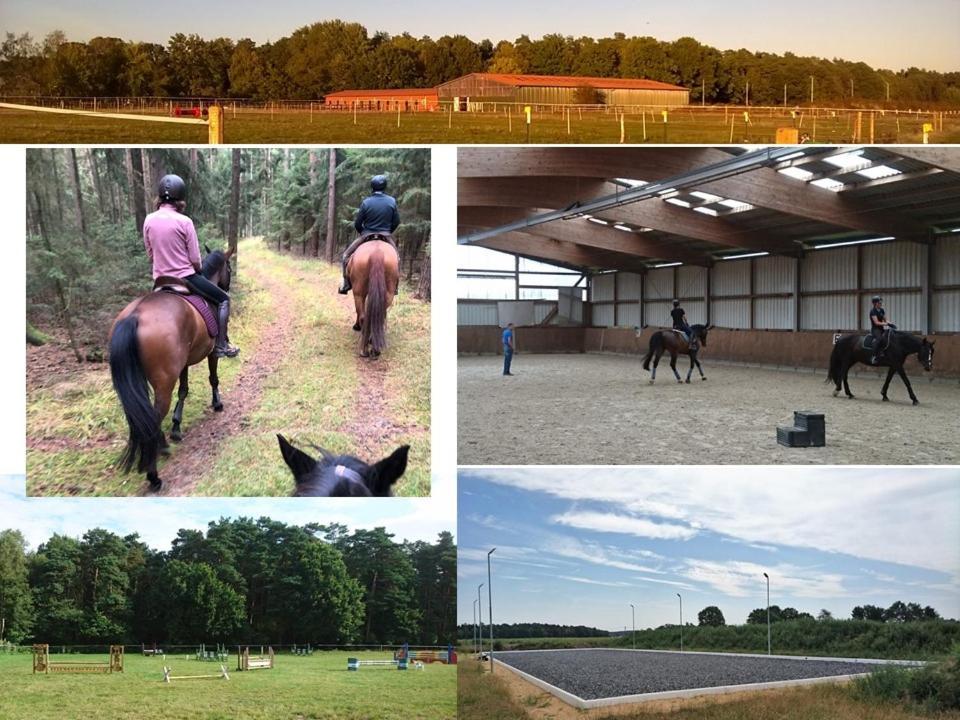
[
  {"left": 718, "top": 199, "right": 754, "bottom": 212},
  {"left": 664, "top": 198, "right": 691, "bottom": 208},
  {"left": 690, "top": 191, "right": 722, "bottom": 203},
  {"left": 778, "top": 166, "right": 813, "bottom": 181},
  {"left": 810, "top": 178, "right": 845, "bottom": 192},
  {"left": 615, "top": 178, "right": 648, "bottom": 187},
  {"left": 822, "top": 150, "right": 865, "bottom": 169},
  {"left": 693, "top": 207, "right": 719, "bottom": 216},
  {"left": 856, "top": 165, "right": 902, "bottom": 180}
]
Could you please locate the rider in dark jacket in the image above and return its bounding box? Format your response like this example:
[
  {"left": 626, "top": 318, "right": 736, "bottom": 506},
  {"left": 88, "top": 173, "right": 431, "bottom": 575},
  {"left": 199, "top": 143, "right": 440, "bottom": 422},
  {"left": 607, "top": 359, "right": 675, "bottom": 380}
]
[
  {"left": 338, "top": 175, "right": 400, "bottom": 294},
  {"left": 869, "top": 295, "right": 890, "bottom": 365},
  {"left": 671, "top": 299, "right": 694, "bottom": 346}
]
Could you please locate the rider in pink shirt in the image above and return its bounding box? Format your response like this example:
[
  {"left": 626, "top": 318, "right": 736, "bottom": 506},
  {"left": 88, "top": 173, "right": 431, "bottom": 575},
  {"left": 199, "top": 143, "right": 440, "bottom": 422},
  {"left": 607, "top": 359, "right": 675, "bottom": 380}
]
[{"left": 143, "top": 174, "right": 239, "bottom": 358}]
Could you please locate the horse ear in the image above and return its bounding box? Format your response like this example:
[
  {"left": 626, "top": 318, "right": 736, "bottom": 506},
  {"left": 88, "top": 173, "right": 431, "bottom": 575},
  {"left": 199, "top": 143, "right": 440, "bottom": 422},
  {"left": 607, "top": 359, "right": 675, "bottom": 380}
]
[
  {"left": 369, "top": 445, "right": 409, "bottom": 496},
  {"left": 277, "top": 434, "right": 317, "bottom": 480},
  {"left": 204, "top": 244, "right": 212, "bottom": 255}
]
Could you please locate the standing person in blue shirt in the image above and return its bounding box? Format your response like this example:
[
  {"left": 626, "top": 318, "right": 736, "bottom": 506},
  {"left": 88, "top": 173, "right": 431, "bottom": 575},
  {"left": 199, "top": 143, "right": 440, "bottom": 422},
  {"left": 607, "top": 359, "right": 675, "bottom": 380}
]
[
  {"left": 502, "top": 322, "right": 515, "bottom": 376},
  {"left": 338, "top": 174, "right": 400, "bottom": 294}
]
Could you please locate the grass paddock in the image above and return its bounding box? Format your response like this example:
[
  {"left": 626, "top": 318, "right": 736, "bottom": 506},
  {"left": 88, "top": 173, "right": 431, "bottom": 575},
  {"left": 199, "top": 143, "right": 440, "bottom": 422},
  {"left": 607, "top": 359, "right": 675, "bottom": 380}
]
[{"left": 3, "top": 650, "right": 455, "bottom": 720}]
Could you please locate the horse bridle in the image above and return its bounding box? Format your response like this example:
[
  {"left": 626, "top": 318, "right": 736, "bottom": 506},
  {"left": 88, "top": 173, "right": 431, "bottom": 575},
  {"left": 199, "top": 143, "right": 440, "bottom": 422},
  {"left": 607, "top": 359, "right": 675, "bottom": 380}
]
[{"left": 334, "top": 465, "right": 365, "bottom": 484}]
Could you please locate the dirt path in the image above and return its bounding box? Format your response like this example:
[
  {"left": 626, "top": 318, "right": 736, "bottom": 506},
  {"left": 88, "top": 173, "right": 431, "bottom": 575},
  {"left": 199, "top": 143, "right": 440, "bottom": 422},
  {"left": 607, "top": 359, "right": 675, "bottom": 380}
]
[{"left": 152, "top": 264, "right": 297, "bottom": 496}]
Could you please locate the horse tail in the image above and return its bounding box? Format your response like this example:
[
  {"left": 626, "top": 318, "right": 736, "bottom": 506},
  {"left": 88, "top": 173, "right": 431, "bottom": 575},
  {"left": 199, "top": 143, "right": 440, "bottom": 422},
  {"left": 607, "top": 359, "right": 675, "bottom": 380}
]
[
  {"left": 364, "top": 250, "right": 388, "bottom": 354},
  {"left": 642, "top": 332, "right": 662, "bottom": 371},
  {"left": 827, "top": 335, "right": 844, "bottom": 385},
  {"left": 108, "top": 314, "right": 159, "bottom": 473}
]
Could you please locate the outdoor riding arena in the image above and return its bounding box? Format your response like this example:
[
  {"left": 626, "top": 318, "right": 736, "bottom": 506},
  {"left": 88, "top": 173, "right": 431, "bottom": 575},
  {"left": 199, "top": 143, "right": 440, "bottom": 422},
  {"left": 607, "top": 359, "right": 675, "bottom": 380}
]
[
  {"left": 491, "top": 648, "right": 920, "bottom": 712},
  {"left": 0, "top": 645, "right": 456, "bottom": 720},
  {"left": 457, "top": 146, "right": 960, "bottom": 466},
  {"left": 1, "top": 98, "right": 958, "bottom": 144}
]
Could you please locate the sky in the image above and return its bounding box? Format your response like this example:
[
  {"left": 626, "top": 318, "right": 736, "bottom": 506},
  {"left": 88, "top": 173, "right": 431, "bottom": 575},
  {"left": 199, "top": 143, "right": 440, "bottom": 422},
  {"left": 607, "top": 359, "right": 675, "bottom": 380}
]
[
  {"left": 3, "top": 0, "right": 959, "bottom": 72},
  {"left": 0, "top": 475, "right": 454, "bottom": 551},
  {"left": 457, "top": 468, "right": 960, "bottom": 631}
]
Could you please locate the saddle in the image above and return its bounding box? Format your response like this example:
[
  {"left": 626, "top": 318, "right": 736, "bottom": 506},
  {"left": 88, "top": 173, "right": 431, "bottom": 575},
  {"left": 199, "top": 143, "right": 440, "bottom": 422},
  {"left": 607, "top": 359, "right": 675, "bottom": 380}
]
[
  {"left": 358, "top": 231, "right": 398, "bottom": 250},
  {"left": 671, "top": 328, "right": 698, "bottom": 351},
  {"left": 860, "top": 327, "right": 897, "bottom": 352},
  {"left": 153, "top": 277, "right": 218, "bottom": 338}
]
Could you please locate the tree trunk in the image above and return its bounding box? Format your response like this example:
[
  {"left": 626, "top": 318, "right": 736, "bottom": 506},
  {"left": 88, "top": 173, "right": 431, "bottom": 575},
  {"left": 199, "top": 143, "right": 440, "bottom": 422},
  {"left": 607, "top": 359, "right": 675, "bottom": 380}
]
[
  {"left": 416, "top": 247, "right": 431, "bottom": 301},
  {"left": 48, "top": 149, "right": 64, "bottom": 224},
  {"left": 67, "top": 148, "right": 88, "bottom": 247},
  {"left": 33, "top": 190, "right": 82, "bottom": 362},
  {"left": 86, "top": 149, "right": 106, "bottom": 215},
  {"left": 324, "top": 148, "right": 336, "bottom": 262},
  {"left": 140, "top": 150, "right": 153, "bottom": 216},
  {"left": 125, "top": 149, "right": 147, "bottom": 235},
  {"left": 308, "top": 150, "right": 320, "bottom": 256},
  {"left": 228, "top": 148, "right": 241, "bottom": 264}
]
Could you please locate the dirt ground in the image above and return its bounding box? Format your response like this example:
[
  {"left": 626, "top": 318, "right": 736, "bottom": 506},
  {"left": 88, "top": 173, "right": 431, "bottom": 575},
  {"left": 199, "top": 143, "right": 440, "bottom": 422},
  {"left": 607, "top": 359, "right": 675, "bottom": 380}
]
[{"left": 458, "top": 354, "right": 960, "bottom": 465}]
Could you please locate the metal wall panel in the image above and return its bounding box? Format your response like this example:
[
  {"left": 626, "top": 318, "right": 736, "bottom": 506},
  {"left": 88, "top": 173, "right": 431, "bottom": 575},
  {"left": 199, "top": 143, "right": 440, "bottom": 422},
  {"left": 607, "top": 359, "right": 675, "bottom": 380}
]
[
  {"left": 593, "top": 304, "right": 615, "bottom": 327},
  {"left": 801, "top": 295, "right": 857, "bottom": 330},
  {"left": 618, "top": 272, "right": 642, "bottom": 300},
  {"left": 617, "top": 303, "right": 641, "bottom": 327},
  {"left": 755, "top": 256, "right": 796, "bottom": 294},
  {"left": 755, "top": 297, "right": 795, "bottom": 330},
  {"left": 862, "top": 241, "right": 924, "bottom": 289},
  {"left": 711, "top": 298, "right": 751, "bottom": 328},
  {"left": 682, "top": 300, "right": 707, "bottom": 325},
  {"left": 643, "top": 301, "right": 671, "bottom": 328},
  {"left": 592, "top": 273, "right": 615, "bottom": 301},
  {"left": 677, "top": 265, "right": 707, "bottom": 297},
  {"left": 458, "top": 302, "right": 499, "bottom": 326},
  {"left": 712, "top": 260, "right": 750, "bottom": 296},
  {"left": 558, "top": 288, "right": 584, "bottom": 323},
  {"left": 861, "top": 292, "right": 924, "bottom": 333},
  {"left": 534, "top": 302, "right": 557, "bottom": 324},
  {"left": 644, "top": 268, "right": 674, "bottom": 299},
  {"left": 932, "top": 290, "right": 960, "bottom": 332},
  {"left": 801, "top": 246, "right": 857, "bottom": 291},
  {"left": 934, "top": 236, "right": 960, "bottom": 286}
]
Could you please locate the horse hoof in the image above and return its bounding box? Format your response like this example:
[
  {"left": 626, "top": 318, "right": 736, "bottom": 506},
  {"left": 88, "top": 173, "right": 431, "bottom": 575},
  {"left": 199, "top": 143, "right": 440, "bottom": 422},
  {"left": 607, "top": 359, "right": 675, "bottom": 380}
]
[
  {"left": 170, "top": 431, "right": 182, "bottom": 443},
  {"left": 912, "top": 399, "right": 919, "bottom": 406},
  {"left": 833, "top": 390, "right": 839, "bottom": 397},
  {"left": 360, "top": 351, "right": 370, "bottom": 358},
  {"left": 676, "top": 380, "right": 682, "bottom": 384},
  {"left": 213, "top": 402, "right": 224, "bottom": 412},
  {"left": 685, "top": 379, "right": 691, "bottom": 384},
  {"left": 649, "top": 380, "right": 655, "bottom": 385},
  {"left": 147, "top": 475, "right": 161, "bottom": 492},
  {"left": 701, "top": 377, "right": 707, "bottom": 381},
  {"left": 847, "top": 394, "right": 854, "bottom": 399},
  {"left": 882, "top": 395, "right": 889, "bottom": 402},
  {"left": 352, "top": 323, "right": 361, "bottom": 332}
]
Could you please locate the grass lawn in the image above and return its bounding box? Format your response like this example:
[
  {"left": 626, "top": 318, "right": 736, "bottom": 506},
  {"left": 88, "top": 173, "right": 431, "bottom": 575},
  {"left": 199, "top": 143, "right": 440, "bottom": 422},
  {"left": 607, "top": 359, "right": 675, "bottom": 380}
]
[
  {"left": 2, "top": 650, "right": 455, "bottom": 720},
  {"left": 2, "top": 107, "right": 956, "bottom": 144}
]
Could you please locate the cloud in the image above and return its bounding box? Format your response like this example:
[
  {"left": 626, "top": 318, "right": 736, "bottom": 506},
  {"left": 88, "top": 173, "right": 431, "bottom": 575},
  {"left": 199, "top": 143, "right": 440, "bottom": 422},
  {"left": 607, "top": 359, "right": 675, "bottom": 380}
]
[
  {"left": 681, "top": 559, "right": 848, "bottom": 599},
  {"left": 548, "top": 535, "right": 667, "bottom": 575},
  {"left": 632, "top": 576, "right": 696, "bottom": 590},
  {"left": 557, "top": 575, "right": 631, "bottom": 588},
  {"left": 468, "top": 468, "right": 960, "bottom": 575},
  {"left": 551, "top": 510, "right": 697, "bottom": 540}
]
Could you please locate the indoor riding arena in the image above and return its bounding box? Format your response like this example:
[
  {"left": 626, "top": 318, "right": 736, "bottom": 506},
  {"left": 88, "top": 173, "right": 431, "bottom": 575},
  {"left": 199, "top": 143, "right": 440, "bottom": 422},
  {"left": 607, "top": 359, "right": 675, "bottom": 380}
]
[{"left": 457, "top": 146, "right": 960, "bottom": 465}]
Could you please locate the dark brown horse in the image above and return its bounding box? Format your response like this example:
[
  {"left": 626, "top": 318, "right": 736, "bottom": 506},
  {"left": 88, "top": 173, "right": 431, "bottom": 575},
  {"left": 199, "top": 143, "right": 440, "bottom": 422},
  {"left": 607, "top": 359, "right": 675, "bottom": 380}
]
[
  {"left": 640, "top": 324, "right": 711, "bottom": 384},
  {"left": 108, "top": 248, "right": 233, "bottom": 491},
  {"left": 827, "top": 331, "right": 934, "bottom": 405},
  {"left": 347, "top": 239, "right": 399, "bottom": 358}
]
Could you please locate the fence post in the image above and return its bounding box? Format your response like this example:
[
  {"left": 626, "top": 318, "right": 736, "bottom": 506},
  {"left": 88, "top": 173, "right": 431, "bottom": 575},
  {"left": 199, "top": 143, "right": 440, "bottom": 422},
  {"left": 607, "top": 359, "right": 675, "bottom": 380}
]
[{"left": 208, "top": 106, "right": 224, "bottom": 144}]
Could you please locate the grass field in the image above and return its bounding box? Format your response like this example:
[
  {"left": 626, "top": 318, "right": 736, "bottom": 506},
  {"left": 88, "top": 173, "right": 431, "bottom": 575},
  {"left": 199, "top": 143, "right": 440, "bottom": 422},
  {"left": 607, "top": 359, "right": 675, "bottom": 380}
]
[
  {"left": 457, "top": 656, "right": 958, "bottom": 720},
  {"left": 2, "top": 106, "right": 957, "bottom": 144},
  {"left": 26, "top": 237, "right": 431, "bottom": 497},
  {"left": 1, "top": 649, "right": 456, "bottom": 720}
]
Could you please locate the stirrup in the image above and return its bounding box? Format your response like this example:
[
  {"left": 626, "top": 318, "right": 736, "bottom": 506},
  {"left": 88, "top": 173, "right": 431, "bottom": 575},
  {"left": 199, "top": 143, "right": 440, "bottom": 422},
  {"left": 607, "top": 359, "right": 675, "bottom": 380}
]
[{"left": 216, "top": 342, "right": 240, "bottom": 358}]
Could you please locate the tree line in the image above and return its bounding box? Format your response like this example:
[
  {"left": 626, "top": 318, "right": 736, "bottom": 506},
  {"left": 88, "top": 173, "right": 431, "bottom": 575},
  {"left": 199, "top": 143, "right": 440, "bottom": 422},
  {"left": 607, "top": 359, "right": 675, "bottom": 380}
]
[
  {"left": 3, "top": 24, "right": 959, "bottom": 105},
  {"left": 456, "top": 622, "right": 609, "bottom": 639},
  {"left": 26, "top": 147, "right": 430, "bottom": 360},
  {"left": 0, "top": 521, "right": 456, "bottom": 647}
]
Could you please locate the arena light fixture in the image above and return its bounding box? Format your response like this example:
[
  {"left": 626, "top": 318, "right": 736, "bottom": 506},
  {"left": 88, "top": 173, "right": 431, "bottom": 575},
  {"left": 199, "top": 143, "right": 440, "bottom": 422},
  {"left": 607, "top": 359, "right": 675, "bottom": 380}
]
[
  {"left": 665, "top": 198, "right": 691, "bottom": 208},
  {"left": 778, "top": 166, "right": 813, "bottom": 181},
  {"left": 615, "top": 178, "right": 648, "bottom": 187},
  {"left": 812, "top": 236, "right": 894, "bottom": 250},
  {"left": 718, "top": 199, "right": 754, "bottom": 212},
  {"left": 693, "top": 207, "right": 719, "bottom": 216},
  {"left": 588, "top": 217, "right": 610, "bottom": 225},
  {"left": 777, "top": 151, "right": 807, "bottom": 162},
  {"left": 720, "top": 251, "right": 769, "bottom": 260},
  {"left": 652, "top": 261, "right": 683, "bottom": 268},
  {"left": 613, "top": 224, "right": 633, "bottom": 232}
]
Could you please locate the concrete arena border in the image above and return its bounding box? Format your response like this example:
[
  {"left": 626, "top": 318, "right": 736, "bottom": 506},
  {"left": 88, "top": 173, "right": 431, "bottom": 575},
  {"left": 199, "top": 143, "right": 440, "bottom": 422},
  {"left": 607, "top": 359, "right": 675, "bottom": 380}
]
[{"left": 492, "top": 648, "right": 926, "bottom": 710}]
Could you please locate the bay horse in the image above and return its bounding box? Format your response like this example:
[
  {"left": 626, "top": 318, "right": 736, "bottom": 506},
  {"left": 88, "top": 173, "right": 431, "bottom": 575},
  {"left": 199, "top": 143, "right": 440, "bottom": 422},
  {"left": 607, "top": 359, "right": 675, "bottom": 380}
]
[
  {"left": 347, "top": 238, "right": 399, "bottom": 358},
  {"left": 640, "top": 324, "right": 711, "bottom": 384},
  {"left": 108, "top": 248, "right": 233, "bottom": 491},
  {"left": 827, "top": 331, "right": 934, "bottom": 405},
  {"left": 277, "top": 434, "right": 409, "bottom": 496}
]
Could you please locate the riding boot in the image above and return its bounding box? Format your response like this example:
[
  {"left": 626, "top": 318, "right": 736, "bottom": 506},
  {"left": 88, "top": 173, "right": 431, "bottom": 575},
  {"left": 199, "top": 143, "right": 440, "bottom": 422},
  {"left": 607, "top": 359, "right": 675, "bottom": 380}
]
[
  {"left": 338, "top": 257, "right": 351, "bottom": 294},
  {"left": 215, "top": 301, "right": 240, "bottom": 358}
]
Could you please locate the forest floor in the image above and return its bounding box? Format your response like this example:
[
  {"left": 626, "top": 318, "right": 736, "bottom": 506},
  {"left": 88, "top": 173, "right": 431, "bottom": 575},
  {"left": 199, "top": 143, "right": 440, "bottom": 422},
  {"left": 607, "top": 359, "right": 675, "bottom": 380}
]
[
  {"left": 26, "top": 237, "right": 431, "bottom": 497},
  {"left": 2, "top": 107, "right": 957, "bottom": 144}
]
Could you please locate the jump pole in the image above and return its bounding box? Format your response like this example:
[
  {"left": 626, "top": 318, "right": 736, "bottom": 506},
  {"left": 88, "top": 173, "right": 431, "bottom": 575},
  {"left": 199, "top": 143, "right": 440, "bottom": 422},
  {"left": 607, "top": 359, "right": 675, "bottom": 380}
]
[{"left": 163, "top": 664, "right": 230, "bottom": 683}]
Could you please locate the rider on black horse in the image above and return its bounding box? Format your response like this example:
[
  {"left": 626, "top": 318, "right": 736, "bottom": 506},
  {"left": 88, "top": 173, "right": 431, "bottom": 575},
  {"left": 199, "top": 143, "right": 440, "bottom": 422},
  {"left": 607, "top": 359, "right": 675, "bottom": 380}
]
[
  {"left": 143, "top": 174, "right": 239, "bottom": 358},
  {"left": 671, "top": 299, "right": 696, "bottom": 349},
  {"left": 869, "top": 295, "right": 891, "bottom": 365},
  {"left": 338, "top": 174, "right": 400, "bottom": 294}
]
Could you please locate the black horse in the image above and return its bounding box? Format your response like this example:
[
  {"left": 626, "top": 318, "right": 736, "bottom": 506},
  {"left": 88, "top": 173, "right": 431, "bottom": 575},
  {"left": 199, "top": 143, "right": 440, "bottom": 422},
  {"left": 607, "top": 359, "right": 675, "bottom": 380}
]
[
  {"left": 827, "top": 331, "right": 934, "bottom": 405},
  {"left": 277, "top": 434, "right": 409, "bottom": 496},
  {"left": 640, "top": 324, "right": 711, "bottom": 384}
]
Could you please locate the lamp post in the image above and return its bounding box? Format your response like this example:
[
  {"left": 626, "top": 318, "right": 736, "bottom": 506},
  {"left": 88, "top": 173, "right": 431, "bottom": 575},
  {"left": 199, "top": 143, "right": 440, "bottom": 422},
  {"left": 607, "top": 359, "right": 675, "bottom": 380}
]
[
  {"left": 677, "top": 593, "right": 683, "bottom": 652},
  {"left": 488, "top": 548, "right": 496, "bottom": 674},
  {"left": 477, "top": 583, "right": 484, "bottom": 662},
  {"left": 763, "top": 572, "right": 771, "bottom": 655},
  {"left": 630, "top": 603, "right": 636, "bottom": 650},
  {"left": 473, "top": 598, "right": 478, "bottom": 656}
]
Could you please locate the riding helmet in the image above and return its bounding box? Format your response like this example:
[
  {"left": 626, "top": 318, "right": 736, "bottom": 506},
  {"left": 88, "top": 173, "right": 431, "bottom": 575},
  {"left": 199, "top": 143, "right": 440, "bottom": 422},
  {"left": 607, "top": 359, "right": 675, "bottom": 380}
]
[
  {"left": 370, "top": 174, "right": 388, "bottom": 192},
  {"left": 158, "top": 174, "right": 187, "bottom": 203},
  {"left": 871, "top": 295, "right": 882, "bottom": 303},
  {"left": 672, "top": 299, "right": 680, "bottom": 306}
]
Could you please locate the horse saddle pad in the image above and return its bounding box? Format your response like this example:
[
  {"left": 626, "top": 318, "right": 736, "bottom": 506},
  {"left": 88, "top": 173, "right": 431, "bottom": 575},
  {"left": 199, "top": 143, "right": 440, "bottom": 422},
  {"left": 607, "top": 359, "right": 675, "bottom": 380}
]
[
  {"left": 156, "top": 287, "right": 218, "bottom": 337},
  {"left": 860, "top": 334, "right": 887, "bottom": 351}
]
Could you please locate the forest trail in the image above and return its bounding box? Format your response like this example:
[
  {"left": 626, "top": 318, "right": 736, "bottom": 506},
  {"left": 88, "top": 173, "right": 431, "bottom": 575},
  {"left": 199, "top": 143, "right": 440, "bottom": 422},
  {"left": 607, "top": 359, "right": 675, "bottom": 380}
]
[{"left": 26, "top": 238, "right": 431, "bottom": 497}]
